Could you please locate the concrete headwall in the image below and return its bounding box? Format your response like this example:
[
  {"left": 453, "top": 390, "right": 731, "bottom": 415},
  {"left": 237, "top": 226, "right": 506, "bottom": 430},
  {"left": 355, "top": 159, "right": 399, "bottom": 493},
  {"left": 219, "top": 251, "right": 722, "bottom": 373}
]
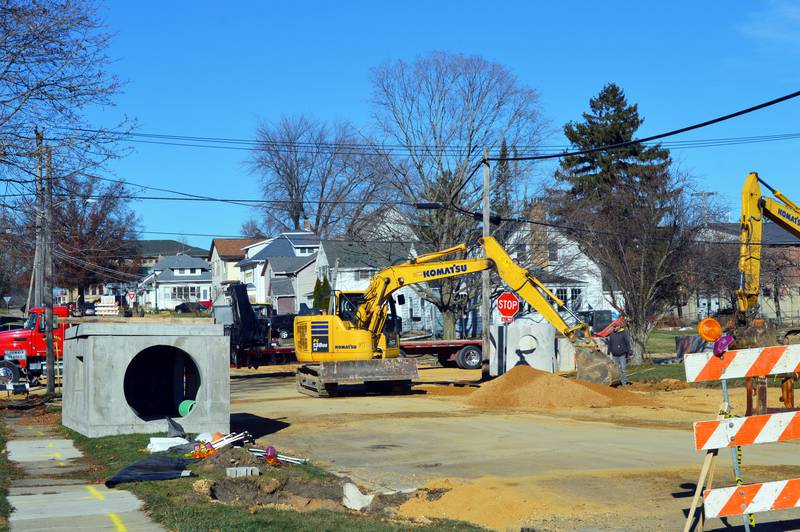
[{"left": 62, "top": 322, "right": 230, "bottom": 438}]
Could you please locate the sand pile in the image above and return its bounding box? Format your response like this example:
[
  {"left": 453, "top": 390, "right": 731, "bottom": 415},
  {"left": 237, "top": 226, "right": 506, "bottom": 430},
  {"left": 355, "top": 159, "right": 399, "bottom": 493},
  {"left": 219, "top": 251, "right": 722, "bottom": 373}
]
[
  {"left": 397, "top": 477, "right": 607, "bottom": 531},
  {"left": 465, "top": 364, "right": 652, "bottom": 409}
]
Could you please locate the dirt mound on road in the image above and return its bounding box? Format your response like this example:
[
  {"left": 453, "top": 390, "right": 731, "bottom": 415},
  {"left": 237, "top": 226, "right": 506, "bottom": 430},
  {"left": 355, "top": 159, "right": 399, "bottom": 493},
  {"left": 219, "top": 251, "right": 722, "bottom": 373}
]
[{"left": 465, "top": 365, "right": 651, "bottom": 409}]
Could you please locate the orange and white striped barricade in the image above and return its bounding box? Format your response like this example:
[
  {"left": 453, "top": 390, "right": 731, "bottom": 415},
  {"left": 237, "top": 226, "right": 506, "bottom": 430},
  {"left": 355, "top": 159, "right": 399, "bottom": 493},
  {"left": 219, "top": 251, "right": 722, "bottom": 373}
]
[{"left": 683, "top": 345, "right": 800, "bottom": 531}]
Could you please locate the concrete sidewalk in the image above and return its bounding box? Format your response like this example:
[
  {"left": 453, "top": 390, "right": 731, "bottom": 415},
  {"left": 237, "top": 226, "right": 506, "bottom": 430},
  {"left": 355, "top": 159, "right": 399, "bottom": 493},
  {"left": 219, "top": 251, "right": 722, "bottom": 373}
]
[{"left": 5, "top": 415, "right": 163, "bottom": 532}]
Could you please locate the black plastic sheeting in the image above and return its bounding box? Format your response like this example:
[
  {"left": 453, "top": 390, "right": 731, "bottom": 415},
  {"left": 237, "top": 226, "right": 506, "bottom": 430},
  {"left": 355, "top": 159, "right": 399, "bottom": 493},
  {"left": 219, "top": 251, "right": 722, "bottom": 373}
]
[{"left": 105, "top": 455, "right": 195, "bottom": 488}]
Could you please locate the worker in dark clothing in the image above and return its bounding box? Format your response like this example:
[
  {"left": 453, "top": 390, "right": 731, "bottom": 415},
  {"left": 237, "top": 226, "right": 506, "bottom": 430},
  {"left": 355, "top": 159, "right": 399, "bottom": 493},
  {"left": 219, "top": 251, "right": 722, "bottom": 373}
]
[{"left": 607, "top": 323, "right": 633, "bottom": 385}]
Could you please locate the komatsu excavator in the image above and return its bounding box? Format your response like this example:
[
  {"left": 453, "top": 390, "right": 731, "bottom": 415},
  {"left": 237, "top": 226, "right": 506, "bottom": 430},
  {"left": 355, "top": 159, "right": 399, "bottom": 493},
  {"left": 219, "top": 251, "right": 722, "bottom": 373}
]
[
  {"left": 294, "top": 235, "right": 618, "bottom": 397},
  {"left": 737, "top": 172, "right": 800, "bottom": 413},
  {"left": 738, "top": 172, "right": 800, "bottom": 320}
]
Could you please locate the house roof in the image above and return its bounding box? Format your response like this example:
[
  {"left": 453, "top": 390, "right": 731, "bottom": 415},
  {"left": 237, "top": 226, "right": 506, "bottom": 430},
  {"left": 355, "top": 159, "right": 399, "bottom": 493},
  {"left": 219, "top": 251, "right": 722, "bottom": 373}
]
[
  {"left": 270, "top": 277, "right": 295, "bottom": 297},
  {"left": 128, "top": 239, "right": 208, "bottom": 259},
  {"left": 320, "top": 240, "right": 412, "bottom": 269},
  {"left": 237, "top": 237, "right": 296, "bottom": 267},
  {"left": 154, "top": 254, "right": 210, "bottom": 271},
  {"left": 266, "top": 254, "right": 317, "bottom": 274},
  {"left": 533, "top": 269, "right": 583, "bottom": 286},
  {"left": 283, "top": 232, "right": 320, "bottom": 247},
  {"left": 152, "top": 269, "right": 212, "bottom": 283},
  {"left": 211, "top": 238, "right": 263, "bottom": 260},
  {"left": 708, "top": 221, "right": 800, "bottom": 244}
]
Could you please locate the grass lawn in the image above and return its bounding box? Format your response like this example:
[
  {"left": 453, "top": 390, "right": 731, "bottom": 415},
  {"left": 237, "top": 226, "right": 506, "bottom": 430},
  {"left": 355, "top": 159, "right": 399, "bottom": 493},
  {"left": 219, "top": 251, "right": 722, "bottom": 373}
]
[
  {"left": 645, "top": 328, "right": 688, "bottom": 354},
  {"left": 0, "top": 420, "right": 15, "bottom": 531},
  {"left": 627, "top": 363, "right": 687, "bottom": 383},
  {"left": 65, "top": 428, "right": 483, "bottom": 532}
]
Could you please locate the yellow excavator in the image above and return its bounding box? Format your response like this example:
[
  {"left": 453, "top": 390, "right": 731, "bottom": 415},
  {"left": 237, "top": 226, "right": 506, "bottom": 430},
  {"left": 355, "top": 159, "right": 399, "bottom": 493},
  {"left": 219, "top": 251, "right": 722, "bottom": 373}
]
[
  {"left": 294, "top": 235, "right": 618, "bottom": 397},
  {"left": 738, "top": 171, "right": 800, "bottom": 320},
  {"left": 737, "top": 172, "right": 800, "bottom": 413}
]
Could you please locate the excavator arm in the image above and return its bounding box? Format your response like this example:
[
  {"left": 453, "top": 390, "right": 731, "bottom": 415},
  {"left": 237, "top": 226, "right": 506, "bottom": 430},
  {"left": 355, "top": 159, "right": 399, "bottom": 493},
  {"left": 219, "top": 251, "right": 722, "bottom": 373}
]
[
  {"left": 737, "top": 172, "right": 800, "bottom": 317},
  {"left": 353, "top": 235, "right": 596, "bottom": 349}
]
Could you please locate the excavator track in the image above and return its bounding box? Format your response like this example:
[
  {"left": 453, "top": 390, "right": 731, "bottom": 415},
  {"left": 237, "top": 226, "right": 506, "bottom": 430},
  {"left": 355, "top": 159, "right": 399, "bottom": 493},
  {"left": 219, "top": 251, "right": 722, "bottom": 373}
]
[
  {"left": 295, "top": 359, "right": 418, "bottom": 398},
  {"left": 296, "top": 365, "right": 339, "bottom": 398}
]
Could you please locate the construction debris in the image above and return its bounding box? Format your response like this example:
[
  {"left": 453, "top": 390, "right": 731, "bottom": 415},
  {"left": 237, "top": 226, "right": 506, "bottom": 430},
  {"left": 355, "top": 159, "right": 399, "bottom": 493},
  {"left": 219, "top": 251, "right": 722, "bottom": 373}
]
[
  {"left": 226, "top": 466, "right": 260, "bottom": 478},
  {"left": 342, "top": 482, "right": 374, "bottom": 511}
]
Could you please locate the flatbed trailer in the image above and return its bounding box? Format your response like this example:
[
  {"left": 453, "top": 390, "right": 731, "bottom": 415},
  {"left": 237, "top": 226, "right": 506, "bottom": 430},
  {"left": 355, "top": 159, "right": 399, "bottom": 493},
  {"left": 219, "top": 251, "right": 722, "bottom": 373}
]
[
  {"left": 230, "top": 344, "right": 295, "bottom": 369},
  {"left": 400, "top": 338, "right": 483, "bottom": 370},
  {"left": 229, "top": 338, "right": 485, "bottom": 371}
]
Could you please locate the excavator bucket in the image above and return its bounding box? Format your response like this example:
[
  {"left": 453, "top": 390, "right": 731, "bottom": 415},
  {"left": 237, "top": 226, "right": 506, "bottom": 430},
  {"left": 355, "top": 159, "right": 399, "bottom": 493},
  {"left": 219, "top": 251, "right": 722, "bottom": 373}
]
[{"left": 575, "top": 346, "right": 621, "bottom": 386}]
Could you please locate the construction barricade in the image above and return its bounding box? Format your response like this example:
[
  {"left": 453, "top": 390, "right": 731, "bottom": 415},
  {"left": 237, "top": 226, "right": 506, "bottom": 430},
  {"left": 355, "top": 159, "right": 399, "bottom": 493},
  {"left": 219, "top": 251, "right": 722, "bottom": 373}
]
[{"left": 683, "top": 344, "right": 800, "bottom": 531}]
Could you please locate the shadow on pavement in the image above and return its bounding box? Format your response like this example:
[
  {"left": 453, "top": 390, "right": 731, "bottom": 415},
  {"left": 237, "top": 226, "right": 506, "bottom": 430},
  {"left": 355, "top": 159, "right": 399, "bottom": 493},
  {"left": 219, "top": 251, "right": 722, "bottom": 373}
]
[
  {"left": 231, "top": 371, "right": 296, "bottom": 380},
  {"left": 231, "top": 412, "right": 290, "bottom": 438}
]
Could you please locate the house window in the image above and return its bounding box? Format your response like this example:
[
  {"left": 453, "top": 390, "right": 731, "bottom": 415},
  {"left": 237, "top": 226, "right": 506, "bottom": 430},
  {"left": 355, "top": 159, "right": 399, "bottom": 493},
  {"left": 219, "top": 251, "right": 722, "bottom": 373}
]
[
  {"left": 356, "top": 270, "right": 373, "bottom": 280},
  {"left": 570, "top": 288, "right": 582, "bottom": 311},
  {"left": 763, "top": 287, "right": 772, "bottom": 298},
  {"left": 556, "top": 288, "right": 568, "bottom": 303},
  {"left": 202, "top": 289, "right": 208, "bottom": 300},
  {"left": 548, "top": 243, "right": 558, "bottom": 263}
]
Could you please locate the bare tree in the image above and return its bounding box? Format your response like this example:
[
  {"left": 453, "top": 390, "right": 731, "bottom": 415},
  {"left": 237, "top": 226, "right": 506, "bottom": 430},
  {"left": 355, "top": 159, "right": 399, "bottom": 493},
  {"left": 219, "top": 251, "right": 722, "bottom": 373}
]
[
  {"left": 760, "top": 246, "right": 799, "bottom": 324},
  {"left": 248, "top": 116, "right": 384, "bottom": 238},
  {"left": 0, "top": 0, "right": 135, "bottom": 305},
  {"left": 370, "top": 51, "right": 545, "bottom": 338},
  {"left": 0, "top": 0, "right": 127, "bottom": 174},
  {"left": 49, "top": 173, "right": 139, "bottom": 301}
]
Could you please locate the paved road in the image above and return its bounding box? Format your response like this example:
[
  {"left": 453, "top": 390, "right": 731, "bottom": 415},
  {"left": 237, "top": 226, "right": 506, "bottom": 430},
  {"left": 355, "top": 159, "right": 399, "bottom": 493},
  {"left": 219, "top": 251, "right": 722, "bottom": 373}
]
[{"left": 230, "top": 367, "right": 800, "bottom": 530}]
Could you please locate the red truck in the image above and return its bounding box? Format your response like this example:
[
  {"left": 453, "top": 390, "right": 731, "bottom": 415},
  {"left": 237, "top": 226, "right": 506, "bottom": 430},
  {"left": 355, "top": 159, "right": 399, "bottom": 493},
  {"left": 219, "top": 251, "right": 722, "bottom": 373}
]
[{"left": 0, "top": 306, "right": 70, "bottom": 384}]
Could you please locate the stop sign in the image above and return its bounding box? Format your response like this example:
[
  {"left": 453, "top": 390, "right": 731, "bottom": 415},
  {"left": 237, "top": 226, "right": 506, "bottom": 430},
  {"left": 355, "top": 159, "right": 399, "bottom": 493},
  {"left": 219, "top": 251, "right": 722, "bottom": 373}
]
[{"left": 497, "top": 292, "right": 519, "bottom": 322}]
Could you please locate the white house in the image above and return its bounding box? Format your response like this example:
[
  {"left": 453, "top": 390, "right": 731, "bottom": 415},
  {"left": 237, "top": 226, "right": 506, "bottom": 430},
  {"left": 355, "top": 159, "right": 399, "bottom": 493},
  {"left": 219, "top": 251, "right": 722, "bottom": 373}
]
[
  {"left": 139, "top": 254, "right": 212, "bottom": 310},
  {"left": 209, "top": 237, "right": 264, "bottom": 302},
  {"left": 262, "top": 255, "right": 318, "bottom": 313},
  {"left": 314, "top": 240, "right": 440, "bottom": 332},
  {"left": 236, "top": 231, "right": 320, "bottom": 304}
]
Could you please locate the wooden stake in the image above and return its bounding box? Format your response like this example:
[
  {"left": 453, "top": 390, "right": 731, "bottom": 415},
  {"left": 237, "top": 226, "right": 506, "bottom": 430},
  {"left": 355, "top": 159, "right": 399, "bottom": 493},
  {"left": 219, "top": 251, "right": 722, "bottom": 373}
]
[{"left": 684, "top": 401, "right": 727, "bottom": 532}]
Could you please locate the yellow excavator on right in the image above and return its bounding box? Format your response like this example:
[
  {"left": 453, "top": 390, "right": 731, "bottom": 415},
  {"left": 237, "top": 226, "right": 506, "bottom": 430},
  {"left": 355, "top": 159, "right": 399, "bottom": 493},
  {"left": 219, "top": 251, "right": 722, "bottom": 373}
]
[
  {"left": 738, "top": 172, "right": 800, "bottom": 321},
  {"left": 735, "top": 172, "right": 800, "bottom": 413}
]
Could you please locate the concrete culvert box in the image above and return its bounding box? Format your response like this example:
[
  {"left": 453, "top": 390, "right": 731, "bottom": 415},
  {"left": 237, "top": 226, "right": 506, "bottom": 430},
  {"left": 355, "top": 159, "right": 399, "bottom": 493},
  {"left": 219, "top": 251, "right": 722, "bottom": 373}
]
[{"left": 62, "top": 322, "right": 230, "bottom": 437}]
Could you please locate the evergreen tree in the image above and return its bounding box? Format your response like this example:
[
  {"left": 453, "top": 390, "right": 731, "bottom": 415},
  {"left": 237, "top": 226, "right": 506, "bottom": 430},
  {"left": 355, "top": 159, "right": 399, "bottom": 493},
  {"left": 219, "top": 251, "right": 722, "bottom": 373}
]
[
  {"left": 493, "top": 140, "right": 513, "bottom": 220},
  {"left": 550, "top": 83, "right": 696, "bottom": 364},
  {"left": 312, "top": 278, "right": 323, "bottom": 309},
  {"left": 555, "top": 83, "right": 671, "bottom": 200},
  {"left": 320, "top": 276, "right": 332, "bottom": 311}
]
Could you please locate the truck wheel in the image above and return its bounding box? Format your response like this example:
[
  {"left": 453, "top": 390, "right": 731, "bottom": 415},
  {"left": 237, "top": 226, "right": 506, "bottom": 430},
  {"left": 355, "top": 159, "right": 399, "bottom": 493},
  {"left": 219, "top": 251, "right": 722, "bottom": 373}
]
[
  {"left": 456, "top": 346, "right": 482, "bottom": 370},
  {"left": 0, "top": 361, "right": 20, "bottom": 385},
  {"left": 437, "top": 354, "right": 453, "bottom": 367}
]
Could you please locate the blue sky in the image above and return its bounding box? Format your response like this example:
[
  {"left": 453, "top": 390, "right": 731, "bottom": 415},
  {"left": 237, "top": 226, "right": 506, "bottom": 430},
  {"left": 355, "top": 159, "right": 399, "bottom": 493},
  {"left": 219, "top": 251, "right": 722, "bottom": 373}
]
[{"left": 89, "top": 1, "right": 800, "bottom": 248}]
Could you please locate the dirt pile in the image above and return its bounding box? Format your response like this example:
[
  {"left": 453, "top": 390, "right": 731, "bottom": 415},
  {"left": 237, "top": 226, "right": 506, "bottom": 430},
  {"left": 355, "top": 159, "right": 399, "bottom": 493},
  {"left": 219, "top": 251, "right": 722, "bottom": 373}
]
[
  {"left": 196, "top": 446, "right": 264, "bottom": 471},
  {"left": 465, "top": 364, "right": 652, "bottom": 409}
]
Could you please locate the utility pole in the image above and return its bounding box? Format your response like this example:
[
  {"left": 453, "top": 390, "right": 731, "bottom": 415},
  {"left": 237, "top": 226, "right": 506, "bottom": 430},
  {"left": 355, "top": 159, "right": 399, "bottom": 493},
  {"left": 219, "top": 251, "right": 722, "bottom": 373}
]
[
  {"left": 29, "top": 130, "right": 44, "bottom": 311},
  {"left": 44, "top": 147, "right": 55, "bottom": 394},
  {"left": 481, "top": 148, "right": 491, "bottom": 380}
]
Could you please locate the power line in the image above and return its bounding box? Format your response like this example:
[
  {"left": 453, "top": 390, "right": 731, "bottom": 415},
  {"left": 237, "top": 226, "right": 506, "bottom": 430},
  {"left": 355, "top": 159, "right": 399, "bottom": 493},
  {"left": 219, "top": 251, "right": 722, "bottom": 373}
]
[
  {"left": 487, "top": 89, "right": 800, "bottom": 162},
  {"left": 48, "top": 126, "right": 800, "bottom": 154}
]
